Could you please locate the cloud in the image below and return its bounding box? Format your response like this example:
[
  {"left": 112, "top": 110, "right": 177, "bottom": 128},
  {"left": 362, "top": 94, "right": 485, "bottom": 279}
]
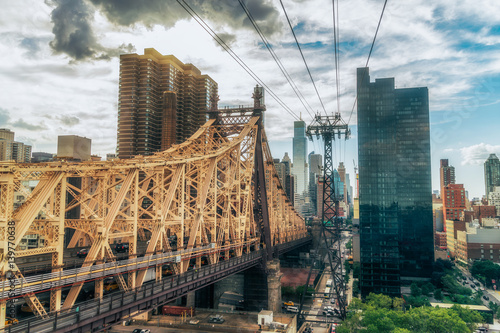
[
  {"left": 46, "top": 0, "right": 136, "bottom": 61},
  {"left": 0, "top": 108, "right": 10, "bottom": 126},
  {"left": 45, "top": 0, "right": 282, "bottom": 62},
  {"left": 58, "top": 115, "right": 80, "bottom": 126},
  {"left": 11, "top": 119, "right": 47, "bottom": 131},
  {"left": 459, "top": 143, "right": 500, "bottom": 166},
  {"left": 19, "top": 37, "right": 42, "bottom": 57}
]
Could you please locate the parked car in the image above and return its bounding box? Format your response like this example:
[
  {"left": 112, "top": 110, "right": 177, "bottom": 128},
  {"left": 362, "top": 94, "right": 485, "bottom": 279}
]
[
  {"left": 131, "top": 330, "right": 150, "bottom": 333},
  {"left": 483, "top": 295, "right": 490, "bottom": 300},
  {"left": 208, "top": 315, "right": 225, "bottom": 323},
  {"left": 77, "top": 248, "right": 88, "bottom": 258}
]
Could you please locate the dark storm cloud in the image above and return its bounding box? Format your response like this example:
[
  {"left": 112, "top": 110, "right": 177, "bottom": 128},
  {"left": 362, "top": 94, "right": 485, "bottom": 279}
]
[
  {"left": 12, "top": 119, "right": 47, "bottom": 131},
  {"left": 48, "top": 0, "right": 99, "bottom": 60},
  {"left": 46, "top": 0, "right": 136, "bottom": 61},
  {"left": 89, "top": 0, "right": 281, "bottom": 33},
  {"left": 47, "top": 0, "right": 282, "bottom": 61}
]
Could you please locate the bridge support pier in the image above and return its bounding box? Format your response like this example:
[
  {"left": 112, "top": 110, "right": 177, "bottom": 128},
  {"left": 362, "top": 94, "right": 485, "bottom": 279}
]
[
  {"left": 186, "top": 291, "right": 195, "bottom": 308},
  {"left": 266, "top": 259, "right": 282, "bottom": 314}
]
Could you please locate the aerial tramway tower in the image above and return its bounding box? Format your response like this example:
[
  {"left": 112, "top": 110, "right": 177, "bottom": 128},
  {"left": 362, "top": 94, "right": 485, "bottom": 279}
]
[{"left": 299, "top": 112, "right": 350, "bottom": 323}]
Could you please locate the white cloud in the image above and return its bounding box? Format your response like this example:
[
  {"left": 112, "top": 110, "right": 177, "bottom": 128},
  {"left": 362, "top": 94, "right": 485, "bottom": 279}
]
[{"left": 459, "top": 143, "right": 500, "bottom": 166}]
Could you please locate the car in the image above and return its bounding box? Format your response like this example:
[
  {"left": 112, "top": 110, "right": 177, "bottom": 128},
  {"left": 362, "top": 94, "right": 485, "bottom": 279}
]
[
  {"left": 115, "top": 243, "right": 129, "bottom": 253},
  {"left": 131, "top": 329, "right": 150, "bottom": 333},
  {"left": 283, "top": 301, "right": 294, "bottom": 306},
  {"left": 208, "top": 315, "right": 225, "bottom": 323},
  {"left": 103, "top": 278, "right": 119, "bottom": 292},
  {"left": 483, "top": 295, "right": 490, "bottom": 300},
  {"left": 5, "top": 317, "right": 18, "bottom": 326},
  {"left": 77, "top": 248, "right": 88, "bottom": 258}
]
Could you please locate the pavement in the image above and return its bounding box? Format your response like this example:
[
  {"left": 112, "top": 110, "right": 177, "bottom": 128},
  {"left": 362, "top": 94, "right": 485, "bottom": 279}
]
[{"left": 109, "top": 311, "right": 265, "bottom": 333}]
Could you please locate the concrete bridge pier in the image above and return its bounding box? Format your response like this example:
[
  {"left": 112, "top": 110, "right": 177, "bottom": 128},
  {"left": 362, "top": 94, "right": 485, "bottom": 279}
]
[{"left": 266, "top": 259, "right": 283, "bottom": 313}]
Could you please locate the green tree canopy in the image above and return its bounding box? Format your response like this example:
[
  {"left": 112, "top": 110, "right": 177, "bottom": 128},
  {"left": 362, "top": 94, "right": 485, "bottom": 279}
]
[{"left": 337, "top": 294, "right": 484, "bottom": 333}]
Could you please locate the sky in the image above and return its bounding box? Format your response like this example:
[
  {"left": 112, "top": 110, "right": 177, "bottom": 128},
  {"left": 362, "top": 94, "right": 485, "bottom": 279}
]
[{"left": 0, "top": 0, "right": 499, "bottom": 199}]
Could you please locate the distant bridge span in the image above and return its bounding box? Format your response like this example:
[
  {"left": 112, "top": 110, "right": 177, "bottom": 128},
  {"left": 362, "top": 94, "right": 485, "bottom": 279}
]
[{"left": 0, "top": 94, "right": 309, "bottom": 329}]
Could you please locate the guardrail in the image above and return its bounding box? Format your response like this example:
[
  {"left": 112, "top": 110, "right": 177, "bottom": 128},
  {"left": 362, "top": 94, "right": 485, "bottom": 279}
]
[
  {"left": 1, "top": 243, "right": 239, "bottom": 299},
  {"left": 5, "top": 251, "right": 264, "bottom": 333}
]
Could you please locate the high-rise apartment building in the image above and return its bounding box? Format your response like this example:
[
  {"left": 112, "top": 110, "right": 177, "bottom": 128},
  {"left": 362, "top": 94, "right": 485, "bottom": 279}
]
[
  {"left": 440, "top": 159, "right": 455, "bottom": 191},
  {"left": 485, "top": 154, "right": 500, "bottom": 197},
  {"left": 118, "top": 48, "right": 218, "bottom": 159},
  {"left": 11, "top": 141, "right": 32, "bottom": 163},
  {"left": 488, "top": 186, "right": 500, "bottom": 216},
  {"left": 0, "top": 129, "right": 31, "bottom": 162},
  {"left": 357, "top": 67, "right": 434, "bottom": 298},
  {"left": 292, "top": 120, "right": 308, "bottom": 212},
  {"left": 0, "top": 129, "right": 14, "bottom": 141},
  {"left": 442, "top": 184, "right": 466, "bottom": 222}
]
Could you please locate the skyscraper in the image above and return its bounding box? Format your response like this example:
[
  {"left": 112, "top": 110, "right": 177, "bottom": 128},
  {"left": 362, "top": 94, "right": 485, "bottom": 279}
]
[
  {"left": 484, "top": 154, "right": 500, "bottom": 197},
  {"left": 357, "top": 67, "right": 433, "bottom": 298},
  {"left": 440, "top": 159, "right": 455, "bottom": 191},
  {"left": 280, "top": 153, "right": 294, "bottom": 205},
  {"left": 293, "top": 120, "right": 308, "bottom": 212},
  {"left": 308, "top": 152, "right": 322, "bottom": 216},
  {"left": 118, "top": 48, "right": 218, "bottom": 159}
]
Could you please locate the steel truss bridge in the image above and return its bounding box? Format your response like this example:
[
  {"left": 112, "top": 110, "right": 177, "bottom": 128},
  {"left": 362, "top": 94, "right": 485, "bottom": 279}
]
[{"left": 0, "top": 92, "right": 310, "bottom": 331}]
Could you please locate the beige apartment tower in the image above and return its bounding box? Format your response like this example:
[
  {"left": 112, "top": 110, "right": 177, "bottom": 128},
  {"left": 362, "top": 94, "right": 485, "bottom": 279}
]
[{"left": 117, "top": 48, "right": 218, "bottom": 159}]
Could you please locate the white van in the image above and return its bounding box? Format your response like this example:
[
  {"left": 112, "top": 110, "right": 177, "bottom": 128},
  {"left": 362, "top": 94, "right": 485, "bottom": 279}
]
[{"left": 287, "top": 306, "right": 299, "bottom": 313}]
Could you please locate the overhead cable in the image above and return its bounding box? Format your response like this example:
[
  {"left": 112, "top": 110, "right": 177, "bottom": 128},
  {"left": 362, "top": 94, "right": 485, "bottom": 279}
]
[
  {"left": 238, "top": 0, "right": 315, "bottom": 120},
  {"left": 347, "top": 0, "right": 389, "bottom": 126},
  {"left": 279, "top": 0, "right": 328, "bottom": 116},
  {"left": 176, "top": 0, "right": 300, "bottom": 120}
]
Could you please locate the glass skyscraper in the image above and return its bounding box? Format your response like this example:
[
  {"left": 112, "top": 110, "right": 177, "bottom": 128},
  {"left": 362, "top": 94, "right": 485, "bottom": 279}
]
[
  {"left": 293, "top": 120, "right": 308, "bottom": 212},
  {"left": 357, "top": 67, "right": 434, "bottom": 298},
  {"left": 484, "top": 153, "right": 500, "bottom": 197}
]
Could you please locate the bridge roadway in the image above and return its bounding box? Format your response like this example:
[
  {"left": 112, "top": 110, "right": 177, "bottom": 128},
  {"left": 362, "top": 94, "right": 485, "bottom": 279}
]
[{"left": 4, "top": 236, "right": 311, "bottom": 333}]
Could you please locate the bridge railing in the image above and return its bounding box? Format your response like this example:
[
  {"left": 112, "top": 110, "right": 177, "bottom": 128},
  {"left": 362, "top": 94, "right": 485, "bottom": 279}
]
[{"left": 5, "top": 251, "right": 264, "bottom": 333}]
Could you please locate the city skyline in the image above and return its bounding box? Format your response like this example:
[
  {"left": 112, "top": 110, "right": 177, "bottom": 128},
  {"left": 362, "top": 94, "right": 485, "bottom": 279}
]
[{"left": 1, "top": 1, "right": 500, "bottom": 198}]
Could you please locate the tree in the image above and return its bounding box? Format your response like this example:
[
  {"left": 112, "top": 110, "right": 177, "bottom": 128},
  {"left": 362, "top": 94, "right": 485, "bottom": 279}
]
[
  {"left": 337, "top": 294, "right": 483, "bottom": 333},
  {"left": 433, "top": 288, "right": 443, "bottom": 301},
  {"left": 441, "top": 274, "right": 472, "bottom": 296},
  {"left": 366, "top": 293, "right": 394, "bottom": 309},
  {"left": 281, "top": 286, "right": 294, "bottom": 296},
  {"left": 471, "top": 260, "right": 500, "bottom": 287},
  {"left": 411, "top": 283, "right": 422, "bottom": 297},
  {"left": 421, "top": 282, "right": 435, "bottom": 296},
  {"left": 450, "top": 304, "right": 484, "bottom": 331},
  {"left": 352, "top": 262, "right": 361, "bottom": 278}
]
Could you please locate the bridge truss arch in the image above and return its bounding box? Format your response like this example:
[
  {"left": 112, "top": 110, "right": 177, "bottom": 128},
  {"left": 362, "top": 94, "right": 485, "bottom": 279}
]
[{"left": 0, "top": 107, "right": 307, "bottom": 326}]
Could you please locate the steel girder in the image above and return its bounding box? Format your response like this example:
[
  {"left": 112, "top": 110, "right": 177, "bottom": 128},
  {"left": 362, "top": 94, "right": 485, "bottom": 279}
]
[{"left": 0, "top": 114, "right": 308, "bottom": 327}]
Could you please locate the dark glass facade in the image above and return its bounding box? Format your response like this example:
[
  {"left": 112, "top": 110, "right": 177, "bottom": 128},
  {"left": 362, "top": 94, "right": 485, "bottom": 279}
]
[{"left": 357, "top": 67, "right": 434, "bottom": 298}]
